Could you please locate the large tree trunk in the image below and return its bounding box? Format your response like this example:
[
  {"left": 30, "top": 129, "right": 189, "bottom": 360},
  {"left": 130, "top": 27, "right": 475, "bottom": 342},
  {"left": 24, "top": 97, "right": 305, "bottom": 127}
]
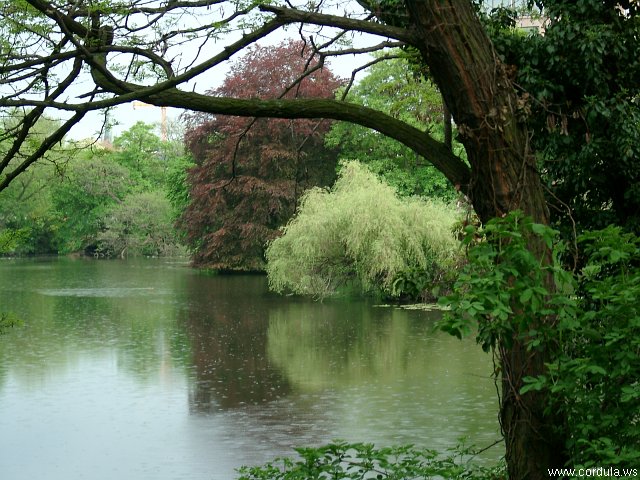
[{"left": 405, "top": 1, "right": 566, "bottom": 478}]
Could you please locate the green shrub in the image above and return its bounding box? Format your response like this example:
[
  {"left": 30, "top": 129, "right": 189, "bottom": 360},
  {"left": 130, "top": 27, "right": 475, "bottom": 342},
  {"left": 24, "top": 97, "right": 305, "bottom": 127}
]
[
  {"left": 96, "top": 191, "right": 184, "bottom": 257},
  {"left": 0, "top": 228, "right": 30, "bottom": 255},
  {"left": 236, "top": 441, "right": 506, "bottom": 480},
  {"left": 548, "top": 226, "right": 640, "bottom": 467},
  {"left": 265, "top": 161, "right": 461, "bottom": 299}
]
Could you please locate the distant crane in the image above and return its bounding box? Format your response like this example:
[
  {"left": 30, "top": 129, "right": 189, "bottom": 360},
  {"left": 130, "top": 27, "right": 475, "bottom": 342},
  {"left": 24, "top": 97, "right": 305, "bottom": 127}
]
[
  {"left": 132, "top": 101, "right": 168, "bottom": 141},
  {"left": 102, "top": 110, "right": 114, "bottom": 146}
]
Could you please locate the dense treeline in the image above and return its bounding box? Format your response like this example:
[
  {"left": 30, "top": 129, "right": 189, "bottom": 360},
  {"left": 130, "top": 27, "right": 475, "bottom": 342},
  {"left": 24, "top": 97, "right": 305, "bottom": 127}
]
[
  {"left": 0, "top": 119, "right": 189, "bottom": 257},
  {"left": 2, "top": 46, "right": 458, "bottom": 274},
  {"left": 179, "top": 44, "right": 461, "bottom": 276}
]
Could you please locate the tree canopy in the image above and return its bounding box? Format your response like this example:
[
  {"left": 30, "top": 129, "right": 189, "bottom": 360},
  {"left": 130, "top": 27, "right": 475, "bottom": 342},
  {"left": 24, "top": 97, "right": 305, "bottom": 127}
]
[
  {"left": 488, "top": 0, "right": 640, "bottom": 233},
  {"left": 180, "top": 40, "right": 341, "bottom": 271},
  {"left": 0, "top": 118, "right": 186, "bottom": 256},
  {"left": 326, "top": 52, "right": 459, "bottom": 199}
]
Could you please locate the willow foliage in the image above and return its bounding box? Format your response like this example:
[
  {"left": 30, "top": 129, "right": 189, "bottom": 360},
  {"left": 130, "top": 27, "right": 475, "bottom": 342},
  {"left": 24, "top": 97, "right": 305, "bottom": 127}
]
[{"left": 265, "top": 161, "right": 461, "bottom": 298}]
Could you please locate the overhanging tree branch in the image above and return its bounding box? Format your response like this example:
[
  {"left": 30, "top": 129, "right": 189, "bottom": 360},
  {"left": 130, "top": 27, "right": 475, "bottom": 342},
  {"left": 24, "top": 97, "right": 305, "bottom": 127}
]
[
  {"left": 0, "top": 110, "right": 87, "bottom": 191},
  {"left": 78, "top": 26, "right": 470, "bottom": 191},
  {"left": 146, "top": 90, "right": 470, "bottom": 188},
  {"left": 259, "top": 4, "right": 417, "bottom": 43},
  {"left": 2, "top": 0, "right": 468, "bottom": 194}
]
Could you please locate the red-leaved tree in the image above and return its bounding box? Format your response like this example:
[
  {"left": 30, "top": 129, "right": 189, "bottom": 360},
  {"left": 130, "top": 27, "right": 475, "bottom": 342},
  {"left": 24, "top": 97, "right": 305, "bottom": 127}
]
[{"left": 180, "top": 40, "right": 342, "bottom": 271}]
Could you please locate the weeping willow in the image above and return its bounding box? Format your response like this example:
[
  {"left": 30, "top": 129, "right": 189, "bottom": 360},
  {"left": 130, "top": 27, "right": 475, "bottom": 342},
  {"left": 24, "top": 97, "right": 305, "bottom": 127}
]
[{"left": 265, "top": 161, "right": 462, "bottom": 298}]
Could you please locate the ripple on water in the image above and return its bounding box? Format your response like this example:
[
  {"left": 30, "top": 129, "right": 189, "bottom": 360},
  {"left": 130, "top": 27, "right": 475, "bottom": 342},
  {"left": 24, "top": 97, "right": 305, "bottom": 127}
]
[{"left": 36, "top": 287, "right": 160, "bottom": 298}]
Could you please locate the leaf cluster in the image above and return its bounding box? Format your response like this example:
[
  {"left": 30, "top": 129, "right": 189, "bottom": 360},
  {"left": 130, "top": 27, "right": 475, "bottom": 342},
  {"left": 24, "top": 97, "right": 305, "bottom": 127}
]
[
  {"left": 438, "top": 211, "right": 574, "bottom": 352},
  {"left": 96, "top": 190, "right": 182, "bottom": 258},
  {"left": 236, "top": 441, "right": 505, "bottom": 480},
  {"left": 0, "top": 228, "right": 30, "bottom": 254},
  {"left": 488, "top": 1, "right": 640, "bottom": 233},
  {"left": 440, "top": 213, "right": 640, "bottom": 467},
  {"left": 51, "top": 154, "right": 135, "bottom": 254},
  {"left": 545, "top": 226, "right": 640, "bottom": 467}
]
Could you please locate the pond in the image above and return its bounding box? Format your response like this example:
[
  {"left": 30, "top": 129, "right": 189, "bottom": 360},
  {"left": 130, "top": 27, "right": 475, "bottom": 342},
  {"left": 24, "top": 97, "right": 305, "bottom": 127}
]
[{"left": 0, "top": 257, "right": 501, "bottom": 479}]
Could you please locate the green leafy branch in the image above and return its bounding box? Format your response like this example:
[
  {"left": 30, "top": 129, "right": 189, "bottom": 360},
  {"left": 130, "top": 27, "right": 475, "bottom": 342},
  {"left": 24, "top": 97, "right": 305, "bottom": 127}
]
[
  {"left": 439, "top": 213, "right": 640, "bottom": 467},
  {"left": 437, "top": 211, "right": 575, "bottom": 353}
]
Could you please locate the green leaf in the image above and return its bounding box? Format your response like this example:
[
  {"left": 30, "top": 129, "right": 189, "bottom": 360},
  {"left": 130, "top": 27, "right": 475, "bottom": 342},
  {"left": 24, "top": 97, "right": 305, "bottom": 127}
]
[
  {"left": 519, "top": 288, "right": 533, "bottom": 304},
  {"left": 586, "top": 365, "right": 607, "bottom": 376},
  {"left": 530, "top": 223, "right": 547, "bottom": 236},
  {"left": 520, "top": 375, "right": 547, "bottom": 394}
]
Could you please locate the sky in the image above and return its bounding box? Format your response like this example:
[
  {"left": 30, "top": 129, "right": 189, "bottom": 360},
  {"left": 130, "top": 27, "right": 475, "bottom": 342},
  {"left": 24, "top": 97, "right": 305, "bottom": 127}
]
[{"left": 69, "top": 104, "right": 182, "bottom": 142}]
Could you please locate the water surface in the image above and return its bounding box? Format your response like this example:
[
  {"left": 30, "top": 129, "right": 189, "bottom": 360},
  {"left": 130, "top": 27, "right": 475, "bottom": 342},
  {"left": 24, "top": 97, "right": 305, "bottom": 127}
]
[{"left": 0, "top": 258, "right": 501, "bottom": 479}]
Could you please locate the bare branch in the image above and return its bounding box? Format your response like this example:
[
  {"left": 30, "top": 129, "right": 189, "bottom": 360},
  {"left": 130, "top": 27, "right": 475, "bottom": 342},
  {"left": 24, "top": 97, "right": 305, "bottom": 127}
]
[
  {"left": 340, "top": 54, "right": 401, "bottom": 100},
  {"left": 323, "top": 40, "right": 404, "bottom": 57},
  {"left": 259, "top": 4, "right": 417, "bottom": 43}
]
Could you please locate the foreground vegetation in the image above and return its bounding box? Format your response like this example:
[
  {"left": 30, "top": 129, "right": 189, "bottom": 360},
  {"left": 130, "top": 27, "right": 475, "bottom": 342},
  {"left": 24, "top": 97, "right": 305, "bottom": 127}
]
[
  {"left": 441, "top": 214, "right": 640, "bottom": 471},
  {"left": 237, "top": 442, "right": 505, "bottom": 480}
]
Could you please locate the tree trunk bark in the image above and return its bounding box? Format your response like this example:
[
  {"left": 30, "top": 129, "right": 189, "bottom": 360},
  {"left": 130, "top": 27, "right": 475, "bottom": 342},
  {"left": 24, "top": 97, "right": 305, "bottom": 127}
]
[
  {"left": 443, "top": 96, "right": 452, "bottom": 152},
  {"left": 405, "top": 1, "right": 566, "bottom": 478}
]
